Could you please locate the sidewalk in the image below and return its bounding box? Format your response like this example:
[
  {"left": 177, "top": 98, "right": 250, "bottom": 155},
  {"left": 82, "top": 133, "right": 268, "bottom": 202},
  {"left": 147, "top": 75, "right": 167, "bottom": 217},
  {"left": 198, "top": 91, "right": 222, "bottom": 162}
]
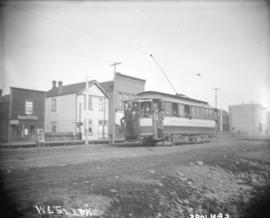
[{"left": 0, "top": 138, "right": 125, "bottom": 148}]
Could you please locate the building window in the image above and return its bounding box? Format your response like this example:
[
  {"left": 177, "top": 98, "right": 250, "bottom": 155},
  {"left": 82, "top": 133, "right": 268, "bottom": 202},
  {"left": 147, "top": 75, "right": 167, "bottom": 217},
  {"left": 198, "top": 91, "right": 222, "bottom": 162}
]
[
  {"left": 25, "top": 101, "right": 33, "bottom": 114},
  {"left": 51, "top": 98, "right": 56, "bottom": 112},
  {"left": 52, "top": 122, "right": 56, "bottom": 132},
  {"left": 15, "top": 124, "right": 23, "bottom": 136},
  {"left": 88, "top": 120, "right": 93, "bottom": 135},
  {"left": 84, "top": 95, "right": 86, "bottom": 110},
  {"left": 24, "top": 128, "right": 29, "bottom": 136},
  {"left": 118, "top": 92, "right": 123, "bottom": 108},
  {"left": 98, "top": 98, "right": 104, "bottom": 111},
  {"left": 88, "top": 95, "right": 92, "bottom": 111},
  {"left": 30, "top": 125, "right": 35, "bottom": 135}
]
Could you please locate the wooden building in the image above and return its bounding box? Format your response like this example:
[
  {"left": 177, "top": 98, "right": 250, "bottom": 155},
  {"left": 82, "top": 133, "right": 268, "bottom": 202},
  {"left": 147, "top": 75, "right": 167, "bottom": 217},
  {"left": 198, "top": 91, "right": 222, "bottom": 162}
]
[
  {"left": 45, "top": 80, "right": 109, "bottom": 141},
  {"left": 100, "top": 73, "right": 145, "bottom": 138},
  {"left": 0, "top": 87, "right": 46, "bottom": 142}
]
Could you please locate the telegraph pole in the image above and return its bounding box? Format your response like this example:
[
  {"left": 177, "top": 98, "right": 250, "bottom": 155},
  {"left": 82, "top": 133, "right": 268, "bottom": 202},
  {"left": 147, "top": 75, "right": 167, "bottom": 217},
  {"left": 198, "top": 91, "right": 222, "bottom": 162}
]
[
  {"left": 85, "top": 75, "right": 89, "bottom": 145},
  {"left": 111, "top": 62, "right": 121, "bottom": 144},
  {"left": 213, "top": 88, "right": 221, "bottom": 134}
]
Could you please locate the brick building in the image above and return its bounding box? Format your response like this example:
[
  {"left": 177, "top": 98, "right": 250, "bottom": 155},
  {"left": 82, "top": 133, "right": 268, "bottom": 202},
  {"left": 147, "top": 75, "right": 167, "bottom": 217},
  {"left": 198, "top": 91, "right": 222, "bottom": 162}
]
[
  {"left": 0, "top": 87, "right": 46, "bottom": 142},
  {"left": 229, "top": 103, "right": 268, "bottom": 136},
  {"left": 100, "top": 73, "right": 145, "bottom": 138},
  {"left": 45, "top": 80, "right": 109, "bottom": 141}
]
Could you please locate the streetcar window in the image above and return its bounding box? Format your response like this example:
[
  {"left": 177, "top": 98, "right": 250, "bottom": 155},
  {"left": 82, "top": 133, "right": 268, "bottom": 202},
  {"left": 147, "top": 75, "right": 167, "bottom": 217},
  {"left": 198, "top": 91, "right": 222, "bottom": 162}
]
[
  {"left": 164, "top": 102, "right": 172, "bottom": 116},
  {"left": 202, "top": 108, "right": 207, "bottom": 119},
  {"left": 195, "top": 107, "right": 200, "bottom": 118},
  {"left": 178, "top": 104, "right": 185, "bottom": 117},
  {"left": 209, "top": 109, "right": 214, "bottom": 119},
  {"left": 172, "top": 103, "right": 179, "bottom": 117},
  {"left": 140, "top": 102, "right": 151, "bottom": 117},
  {"left": 184, "top": 105, "right": 191, "bottom": 118},
  {"left": 207, "top": 109, "right": 210, "bottom": 119},
  {"left": 199, "top": 108, "right": 203, "bottom": 118},
  {"left": 191, "top": 106, "right": 196, "bottom": 118}
]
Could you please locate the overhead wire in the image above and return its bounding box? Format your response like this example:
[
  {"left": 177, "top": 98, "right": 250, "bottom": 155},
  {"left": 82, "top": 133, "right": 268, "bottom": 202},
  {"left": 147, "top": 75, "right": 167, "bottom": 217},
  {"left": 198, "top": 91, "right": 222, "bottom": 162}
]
[
  {"left": 0, "top": 40, "right": 115, "bottom": 64},
  {"left": 11, "top": 4, "right": 151, "bottom": 56}
]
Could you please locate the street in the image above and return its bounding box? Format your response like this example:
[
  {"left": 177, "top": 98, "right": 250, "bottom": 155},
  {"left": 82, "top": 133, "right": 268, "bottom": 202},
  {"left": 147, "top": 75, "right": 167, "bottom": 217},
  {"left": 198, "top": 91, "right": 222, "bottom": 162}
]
[{"left": 0, "top": 137, "right": 270, "bottom": 218}]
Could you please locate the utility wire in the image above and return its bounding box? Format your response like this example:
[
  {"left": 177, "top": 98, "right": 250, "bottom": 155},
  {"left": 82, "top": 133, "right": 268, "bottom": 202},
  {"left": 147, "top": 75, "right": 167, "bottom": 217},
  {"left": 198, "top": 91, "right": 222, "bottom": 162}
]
[
  {"left": 149, "top": 54, "right": 178, "bottom": 95},
  {"left": 1, "top": 40, "right": 115, "bottom": 63},
  {"left": 11, "top": 5, "right": 150, "bottom": 56}
]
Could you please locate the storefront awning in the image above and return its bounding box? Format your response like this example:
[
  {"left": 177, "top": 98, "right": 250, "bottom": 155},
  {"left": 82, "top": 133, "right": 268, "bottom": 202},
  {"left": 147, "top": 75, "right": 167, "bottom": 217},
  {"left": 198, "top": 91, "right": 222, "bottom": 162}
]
[{"left": 10, "top": 120, "right": 19, "bottom": 125}]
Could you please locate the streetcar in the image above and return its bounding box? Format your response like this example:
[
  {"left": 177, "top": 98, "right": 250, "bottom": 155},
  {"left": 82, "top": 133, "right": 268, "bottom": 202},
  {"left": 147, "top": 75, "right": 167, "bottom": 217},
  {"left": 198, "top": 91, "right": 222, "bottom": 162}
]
[{"left": 121, "top": 91, "right": 216, "bottom": 146}]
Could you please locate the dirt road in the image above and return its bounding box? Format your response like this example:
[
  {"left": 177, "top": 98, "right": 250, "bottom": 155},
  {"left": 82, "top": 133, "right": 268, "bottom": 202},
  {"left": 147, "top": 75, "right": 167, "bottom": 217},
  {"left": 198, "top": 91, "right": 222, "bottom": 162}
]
[{"left": 0, "top": 138, "right": 270, "bottom": 218}]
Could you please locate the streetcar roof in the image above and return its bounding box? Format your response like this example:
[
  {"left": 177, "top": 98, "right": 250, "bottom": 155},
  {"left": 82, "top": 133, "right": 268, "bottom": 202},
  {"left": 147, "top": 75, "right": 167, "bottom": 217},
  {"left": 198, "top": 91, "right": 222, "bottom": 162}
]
[{"left": 137, "top": 91, "right": 208, "bottom": 105}]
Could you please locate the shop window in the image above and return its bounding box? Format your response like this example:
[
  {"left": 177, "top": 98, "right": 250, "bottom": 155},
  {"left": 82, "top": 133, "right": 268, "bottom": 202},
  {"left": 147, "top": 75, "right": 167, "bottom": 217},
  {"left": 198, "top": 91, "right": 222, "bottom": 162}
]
[
  {"left": 25, "top": 101, "right": 33, "bottom": 114},
  {"left": 172, "top": 103, "right": 179, "bottom": 117},
  {"left": 51, "top": 98, "right": 56, "bottom": 112},
  {"left": 30, "top": 125, "right": 35, "bottom": 135},
  {"left": 52, "top": 122, "right": 56, "bottom": 132},
  {"left": 15, "top": 124, "right": 23, "bottom": 136}
]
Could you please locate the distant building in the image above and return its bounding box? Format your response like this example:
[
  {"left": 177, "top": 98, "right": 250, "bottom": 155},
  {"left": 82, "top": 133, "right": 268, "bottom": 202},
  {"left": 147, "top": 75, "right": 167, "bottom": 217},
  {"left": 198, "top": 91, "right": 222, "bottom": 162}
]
[
  {"left": 45, "top": 80, "right": 109, "bottom": 141},
  {"left": 229, "top": 103, "right": 268, "bottom": 136},
  {"left": 267, "top": 111, "right": 270, "bottom": 134},
  {"left": 0, "top": 87, "right": 46, "bottom": 142},
  {"left": 100, "top": 73, "right": 145, "bottom": 138}
]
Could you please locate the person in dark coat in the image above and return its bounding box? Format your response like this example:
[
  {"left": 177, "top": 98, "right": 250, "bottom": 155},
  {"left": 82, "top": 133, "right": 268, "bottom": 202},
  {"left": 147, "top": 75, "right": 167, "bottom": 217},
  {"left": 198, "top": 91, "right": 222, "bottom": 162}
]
[
  {"left": 157, "top": 109, "right": 165, "bottom": 137},
  {"left": 122, "top": 103, "right": 133, "bottom": 139},
  {"left": 131, "top": 103, "right": 140, "bottom": 138}
]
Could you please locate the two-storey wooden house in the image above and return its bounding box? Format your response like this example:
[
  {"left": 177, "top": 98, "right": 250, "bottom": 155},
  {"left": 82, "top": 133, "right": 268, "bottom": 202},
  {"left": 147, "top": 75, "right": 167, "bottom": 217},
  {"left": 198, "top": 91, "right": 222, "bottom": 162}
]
[{"left": 45, "top": 80, "right": 109, "bottom": 140}]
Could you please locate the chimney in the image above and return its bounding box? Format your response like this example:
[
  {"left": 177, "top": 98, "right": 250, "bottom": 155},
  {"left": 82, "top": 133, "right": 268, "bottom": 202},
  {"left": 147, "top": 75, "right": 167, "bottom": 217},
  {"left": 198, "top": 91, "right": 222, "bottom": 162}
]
[
  {"left": 52, "top": 80, "right": 57, "bottom": 89},
  {"left": 58, "top": 81, "right": 63, "bottom": 93}
]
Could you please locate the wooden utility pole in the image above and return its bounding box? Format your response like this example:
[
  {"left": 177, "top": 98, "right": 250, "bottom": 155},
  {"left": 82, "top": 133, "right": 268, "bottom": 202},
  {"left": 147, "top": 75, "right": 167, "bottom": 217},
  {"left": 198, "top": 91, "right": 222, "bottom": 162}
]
[
  {"left": 85, "top": 75, "right": 89, "bottom": 145},
  {"left": 111, "top": 62, "right": 121, "bottom": 144}
]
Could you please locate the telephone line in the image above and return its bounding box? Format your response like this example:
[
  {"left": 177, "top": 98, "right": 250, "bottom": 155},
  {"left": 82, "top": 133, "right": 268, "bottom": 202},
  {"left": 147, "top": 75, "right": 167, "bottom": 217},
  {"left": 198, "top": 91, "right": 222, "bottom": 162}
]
[
  {"left": 12, "top": 5, "right": 150, "bottom": 56},
  {"left": 1, "top": 40, "right": 115, "bottom": 64}
]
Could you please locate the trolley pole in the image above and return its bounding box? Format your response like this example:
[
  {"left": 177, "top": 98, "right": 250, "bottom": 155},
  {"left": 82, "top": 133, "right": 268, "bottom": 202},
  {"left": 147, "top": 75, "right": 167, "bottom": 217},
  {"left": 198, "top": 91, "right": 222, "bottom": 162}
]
[{"left": 111, "top": 62, "right": 121, "bottom": 144}]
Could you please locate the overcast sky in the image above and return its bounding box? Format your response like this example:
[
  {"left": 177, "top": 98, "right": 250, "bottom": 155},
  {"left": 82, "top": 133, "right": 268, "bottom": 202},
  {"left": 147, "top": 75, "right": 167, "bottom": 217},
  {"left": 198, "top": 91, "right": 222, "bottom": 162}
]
[{"left": 1, "top": 0, "right": 269, "bottom": 110}]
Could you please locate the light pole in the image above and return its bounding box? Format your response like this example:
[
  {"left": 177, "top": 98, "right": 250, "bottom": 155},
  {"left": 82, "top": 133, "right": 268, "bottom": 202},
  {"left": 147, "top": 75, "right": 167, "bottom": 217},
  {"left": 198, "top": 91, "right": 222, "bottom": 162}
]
[{"left": 111, "top": 62, "right": 121, "bottom": 144}]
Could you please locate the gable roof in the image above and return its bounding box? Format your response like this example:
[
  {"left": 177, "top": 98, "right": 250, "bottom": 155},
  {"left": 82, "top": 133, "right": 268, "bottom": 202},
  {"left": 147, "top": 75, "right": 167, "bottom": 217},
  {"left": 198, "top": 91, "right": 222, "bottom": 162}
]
[
  {"left": 100, "top": 81, "right": 113, "bottom": 93},
  {"left": 47, "top": 80, "right": 110, "bottom": 98}
]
